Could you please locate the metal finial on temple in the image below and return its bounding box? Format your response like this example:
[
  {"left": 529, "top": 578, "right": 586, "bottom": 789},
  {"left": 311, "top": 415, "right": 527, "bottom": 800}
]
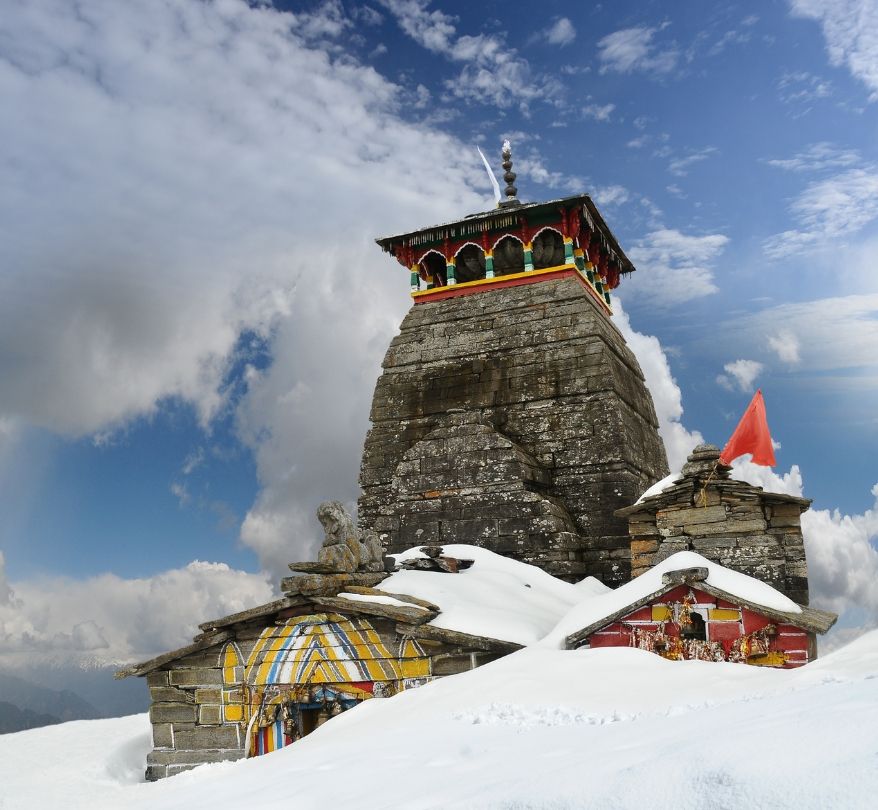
[{"left": 499, "top": 139, "right": 520, "bottom": 207}]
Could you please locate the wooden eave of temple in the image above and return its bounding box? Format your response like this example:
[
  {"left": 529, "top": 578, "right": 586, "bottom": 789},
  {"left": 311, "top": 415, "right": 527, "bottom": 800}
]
[{"left": 375, "top": 190, "right": 634, "bottom": 311}]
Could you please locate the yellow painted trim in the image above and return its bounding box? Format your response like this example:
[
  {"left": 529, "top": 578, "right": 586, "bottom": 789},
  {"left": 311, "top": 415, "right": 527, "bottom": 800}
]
[
  {"left": 708, "top": 608, "right": 741, "bottom": 621},
  {"left": 411, "top": 263, "right": 576, "bottom": 298},
  {"left": 652, "top": 605, "right": 672, "bottom": 621},
  {"left": 747, "top": 651, "right": 787, "bottom": 667}
]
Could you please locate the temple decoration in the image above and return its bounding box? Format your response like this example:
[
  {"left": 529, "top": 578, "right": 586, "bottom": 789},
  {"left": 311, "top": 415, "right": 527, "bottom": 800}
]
[{"left": 376, "top": 142, "right": 634, "bottom": 312}]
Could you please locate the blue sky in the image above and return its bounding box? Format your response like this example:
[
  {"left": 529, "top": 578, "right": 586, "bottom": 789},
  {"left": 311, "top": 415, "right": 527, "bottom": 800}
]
[{"left": 0, "top": 0, "right": 877, "bottom": 671}]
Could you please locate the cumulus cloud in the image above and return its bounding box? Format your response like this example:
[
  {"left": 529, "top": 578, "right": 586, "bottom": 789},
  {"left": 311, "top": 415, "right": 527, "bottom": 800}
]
[
  {"left": 802, "top": 484, "right": 878, "bottom": 621},
  {"left": 730, "top": 459, "right": 805, "bottom": 497},
  {"left": 625, "top": 229, "right": 727, "bottom": 306},
  {"left": 717, "top": 359, "right": 764, "bottom": 392},
  {"left": 0, "top": 0, "right": 497, "bottom": 571},
  {"left": 597, "top": 26, "right": 679, "bottom": 75},
  {"left": 789, "top": 0, "right": 878, "bottom": 100},
  {"left": 720, "top": 460, "right": 878, "bottom": 634},
  {"left": 768, "top": 330, "right": 802, "bottom": 364},
  {"left": 612, "top": 301, "right": 703, "bottom": 472},
  {"left": 0, "top": 557, "right": 275, "bottom": 667}
]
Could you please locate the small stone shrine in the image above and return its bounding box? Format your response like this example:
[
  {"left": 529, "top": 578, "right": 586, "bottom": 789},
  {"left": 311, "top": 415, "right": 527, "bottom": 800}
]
[
  {"left": 118, "top": 503, "right": 517, "bottom": 781},
  {"left": 616, "top": 444, "right": 811, "bottom": 605},
  {"left": 360, "top": 142, "right": 669, "bottom": 585}
]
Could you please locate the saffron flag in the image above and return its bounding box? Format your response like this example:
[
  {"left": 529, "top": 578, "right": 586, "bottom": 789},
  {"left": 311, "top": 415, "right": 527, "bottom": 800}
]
[{"left": 719, "top": 389, "right": 776, "bottom": 466}]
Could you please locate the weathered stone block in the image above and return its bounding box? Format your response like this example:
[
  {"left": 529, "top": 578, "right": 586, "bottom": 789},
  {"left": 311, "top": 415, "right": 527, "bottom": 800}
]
[
  {"left": 146, "top": 671, "right": 169, "bottom": 688},
  {"left": 657, "top": 505, "right": 727, "bottom": 527},
  {"left": 149, "top": 702, "right": 197, "bottom": 723},
  {"left": 174, "top": 725, "right": 240, "bottom": 750},
  {"left": 168, "top": 668, "right": 223, "bottom": 687},
  {"left": 198, "top": 705, "right": 223, "bottom": 725},
  {"left": 151, "top": 722, "right": 174, "bottom": 748},
  {"left": 149, "top": 686, "right": 194, "bottom": 704},
  {"left": 194, "top": 688, "right": 222, "bottom": 704},
  {"left": 631, "top": 539, "right": 659, "bottom": 558}
]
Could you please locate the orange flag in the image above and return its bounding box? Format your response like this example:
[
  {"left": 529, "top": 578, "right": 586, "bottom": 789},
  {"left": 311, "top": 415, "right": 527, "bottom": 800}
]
[{"left": 719, "top": 389, "right": 776, "bottom": 466}]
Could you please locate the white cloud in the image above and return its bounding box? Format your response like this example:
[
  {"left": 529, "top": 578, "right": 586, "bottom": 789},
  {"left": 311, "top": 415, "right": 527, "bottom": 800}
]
[
  {"left": 777, "top": 70, "right": 833, "bottom": 105},
  {"left": 668, "top": 147, "right": 718, "bottom": 176},
  {"left": 378, "top": 0, "right": 560, "bottom": 108},
  {"left": 763, "top": 168, "right": 878, "bottom": 258},
  {"left": 716, "top": 359, "right": 764, "bottom": 392},
  {"left": 0, "top": 551, "right": 13, "bottom": 606},
  {"left": 597, "top": 26, "right": 679, "bottom": 75},
  {"left": 0, "top": 0, "right": 497, "bottom": 570},
  {"left": 768, "top": 330, "right": 802, "bottom": 364},
  {"left": 612, "top": 301, "right": 703, "bottom": 472},
  {"left": 544, "top": 18, "right": 577, "bottom": 47},
  {"left": 624, "top": 229, "right": 728, "bottom": 306},
  {"left": 730, "top": 459, "right": 805, "bottom": 497},
  {"left": 766, "top": 142, "right": 860, "bottom": 172},
  {"left": 353, "top": 5, "right": 384, "bottom": 26},
  {"left": 714, "top": 294, "right": 878, "bottom": 389},
  {"left": 583, "top": 103, "right": 615, "bottom": 122},
  {"left": 0, "top": 555, "right": 275, "bottom": 667},
  {"left": 802, "top": 483, "right": 878, "bottom": 622},
  {"left": 592, "top": 185, "right": 630, "bottom": 207},
  {"left": 789, "top": 0, "right": 878, "bottom": 100},
  {"left": 514, "top": 153, "right": 585, "bottom": 193}
]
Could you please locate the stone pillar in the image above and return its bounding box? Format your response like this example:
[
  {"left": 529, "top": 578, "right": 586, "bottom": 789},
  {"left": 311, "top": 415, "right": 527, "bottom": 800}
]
[
  {"left": 446, "top": 257, "right": 457, "bottom": 285},
  {"left": 523, "top": 242, "right": 534, "bottom": 271},
  {"left": 485, "top": 251, "right": 495, "bottom": 279}
]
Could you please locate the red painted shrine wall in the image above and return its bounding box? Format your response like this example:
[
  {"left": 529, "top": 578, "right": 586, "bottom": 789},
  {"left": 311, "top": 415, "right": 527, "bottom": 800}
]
[{"left": 584, "top": 586, "right": 810, "bottom": 668}]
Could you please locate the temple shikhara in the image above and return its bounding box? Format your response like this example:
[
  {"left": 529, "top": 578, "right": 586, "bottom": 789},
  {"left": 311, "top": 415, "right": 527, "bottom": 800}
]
[
  {"left": 120, "top": 143, "right": 836, "bottom": 781},
  {"left": 363, "top": 141, "right": 668, "bottom": 586}
]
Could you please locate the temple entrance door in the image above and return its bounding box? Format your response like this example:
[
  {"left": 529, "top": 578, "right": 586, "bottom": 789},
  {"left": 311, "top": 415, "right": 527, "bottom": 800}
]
[{"left": 299, "top": 708, "right": 320, "bottom": 737}]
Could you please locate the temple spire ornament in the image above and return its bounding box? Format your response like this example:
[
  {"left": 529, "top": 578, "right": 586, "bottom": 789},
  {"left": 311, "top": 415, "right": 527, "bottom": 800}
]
[{"left": 499, "top": 139, "right": 520, "bottom": 208}]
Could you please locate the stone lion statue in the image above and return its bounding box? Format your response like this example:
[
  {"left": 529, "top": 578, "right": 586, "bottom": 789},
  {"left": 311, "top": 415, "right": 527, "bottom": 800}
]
[{"left": 316, "top": 501, "right": 385, "bottom": 573}]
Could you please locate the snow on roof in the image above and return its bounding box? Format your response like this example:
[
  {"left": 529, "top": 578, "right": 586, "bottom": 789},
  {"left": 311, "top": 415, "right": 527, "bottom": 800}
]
[
  {"left": 544, "top": 550, "right": 802, "bottom": 648},
  {"left": 635, "top": 471, "right": 679, "bottom": 503},
  {"left": 381, "top": 545, "right": 592, "bottom": 646},
  {"left": 337, "top": 592, "right": 429, "bottom": 611}
]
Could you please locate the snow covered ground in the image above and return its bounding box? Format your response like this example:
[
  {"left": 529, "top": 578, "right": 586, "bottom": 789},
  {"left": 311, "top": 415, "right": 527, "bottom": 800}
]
[{"left": 2, "top": 630, "right": 877, "bottom": 809}]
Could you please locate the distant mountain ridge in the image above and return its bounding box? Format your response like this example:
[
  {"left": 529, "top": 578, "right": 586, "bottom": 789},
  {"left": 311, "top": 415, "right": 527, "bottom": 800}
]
[
  {"left": 0, "top": 670, "right": 100, "bottom": 732},
  {"left": 0, "top": 701, "right": 61, "bottom": 733}
]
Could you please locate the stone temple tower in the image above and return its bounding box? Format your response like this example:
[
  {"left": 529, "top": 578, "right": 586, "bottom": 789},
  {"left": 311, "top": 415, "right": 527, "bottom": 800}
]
[{"left": 359, "top": 144, "right": 669, "bottom": 585}]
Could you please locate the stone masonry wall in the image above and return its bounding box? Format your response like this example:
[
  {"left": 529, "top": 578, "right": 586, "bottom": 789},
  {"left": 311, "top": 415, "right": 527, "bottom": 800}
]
[
  {"left": 145, "top": 645, "right": 244, "bottom": 781},
  {"left": 359, "top": 276, "right": 669, "bottom": 584},
  {"left": 623, "top": 445, "right": 810, "bottom": 605}
]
